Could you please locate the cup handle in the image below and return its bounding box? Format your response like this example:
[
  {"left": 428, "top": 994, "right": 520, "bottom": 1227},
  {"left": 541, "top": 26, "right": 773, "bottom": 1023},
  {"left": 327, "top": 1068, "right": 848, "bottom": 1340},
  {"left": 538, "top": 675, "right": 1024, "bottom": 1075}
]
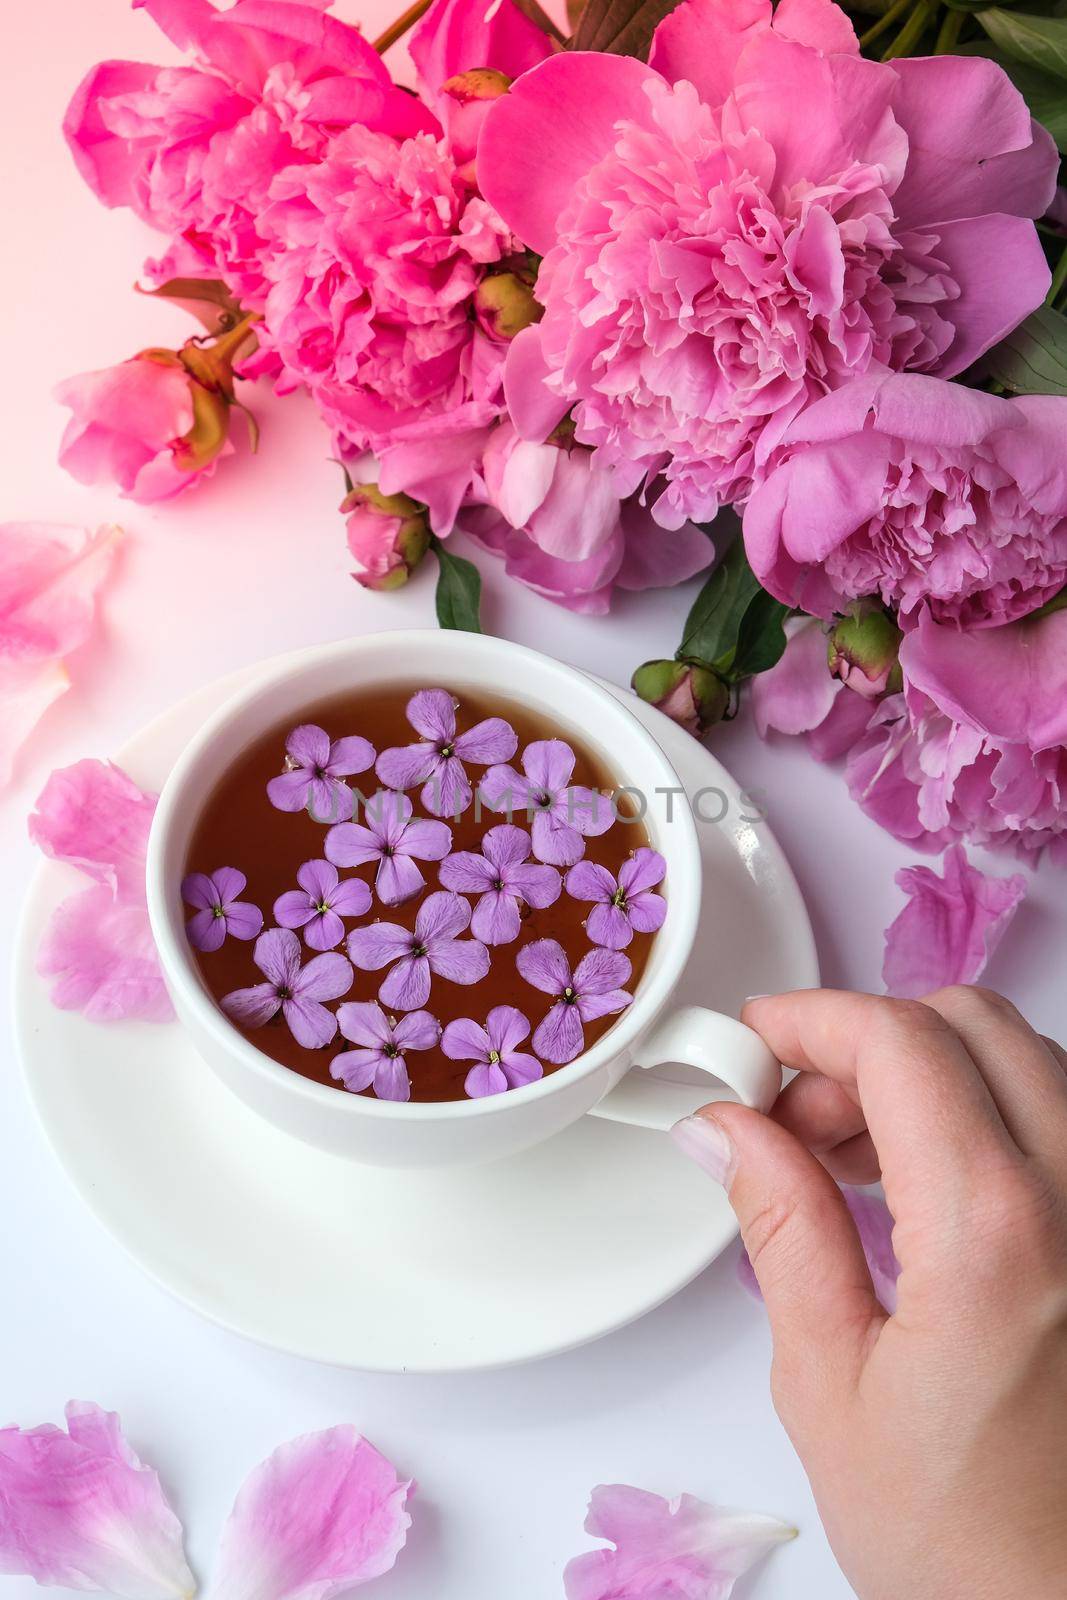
[{"left": 589, "top": 1005, "right": 781, "bottom": 1131}]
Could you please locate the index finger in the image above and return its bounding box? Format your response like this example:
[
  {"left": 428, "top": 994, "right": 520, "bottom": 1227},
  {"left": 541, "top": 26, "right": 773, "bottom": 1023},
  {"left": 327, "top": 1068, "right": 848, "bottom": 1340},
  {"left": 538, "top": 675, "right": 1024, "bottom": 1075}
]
[{"left": 742, "top": 989, "right": 1020, "bottom": 1202}]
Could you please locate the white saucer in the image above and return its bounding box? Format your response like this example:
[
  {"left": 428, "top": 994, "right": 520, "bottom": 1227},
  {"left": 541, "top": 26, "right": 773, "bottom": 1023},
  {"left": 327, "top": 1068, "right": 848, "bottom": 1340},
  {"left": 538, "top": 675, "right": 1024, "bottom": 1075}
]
[{"left": 14, "top": 655, "right": 817, "bottom": 1372}]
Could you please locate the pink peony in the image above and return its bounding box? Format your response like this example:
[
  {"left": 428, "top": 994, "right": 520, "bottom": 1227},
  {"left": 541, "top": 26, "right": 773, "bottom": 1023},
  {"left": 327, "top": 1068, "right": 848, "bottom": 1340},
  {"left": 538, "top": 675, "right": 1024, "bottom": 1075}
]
[
  {"left": 342, "top": 483, "right": 431, "bottom": 591},
  {"left": 480, "top": 0, "right": 1056, "bottom": 528},
  {"left": 63, "top": 0, "right": 432, "bottom": 305},
  {"left": 56, "top": 350, "right": 232, "bottom": 503},
  {"left": 258, "top": 124, "right": 511, "bottom": 468},
  {"left": 460, "top": 424, "right": 712, "bottom": 611},
  {"left": 744, "top": 375, "right": 1067, "bottom": 627}
]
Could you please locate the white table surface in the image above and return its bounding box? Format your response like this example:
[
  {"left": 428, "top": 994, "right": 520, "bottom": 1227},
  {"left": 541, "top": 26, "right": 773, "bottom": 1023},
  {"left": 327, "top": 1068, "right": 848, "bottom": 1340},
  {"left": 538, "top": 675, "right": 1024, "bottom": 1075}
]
[{"left": 4, "top": 3, "right": 1063, "bottom": 1596}]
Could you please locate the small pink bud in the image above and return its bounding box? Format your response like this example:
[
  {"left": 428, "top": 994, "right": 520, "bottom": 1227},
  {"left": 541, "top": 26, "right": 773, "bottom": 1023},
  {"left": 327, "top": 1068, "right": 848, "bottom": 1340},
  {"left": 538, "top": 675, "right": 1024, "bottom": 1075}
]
[
  {"left": 441, "top": 68, "right": 512, "bottom": 169},
  {"left": 474, "top": 272, "right": 542, "bottom": 342},
  {"left": 827, "top": 603, "right": 902, "bottom": 699},
  {"left": 631, "top": 659, "right": 730, "bottom": 737},
  {"left": 342, "top": 483, "right": 431, "bottom": 592}
]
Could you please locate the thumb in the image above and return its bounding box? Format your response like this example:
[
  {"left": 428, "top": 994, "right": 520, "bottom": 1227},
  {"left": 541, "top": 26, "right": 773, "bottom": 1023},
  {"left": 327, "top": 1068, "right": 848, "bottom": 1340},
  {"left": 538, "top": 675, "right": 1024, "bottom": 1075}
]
[{"left": 672, "top": 1104, "right": 886, "bottom": 1412}]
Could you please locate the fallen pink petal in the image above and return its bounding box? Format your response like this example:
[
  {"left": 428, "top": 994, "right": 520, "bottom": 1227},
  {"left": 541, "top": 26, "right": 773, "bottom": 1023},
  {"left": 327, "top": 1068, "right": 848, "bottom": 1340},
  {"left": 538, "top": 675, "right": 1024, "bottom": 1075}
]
[
  {"left": 563, "top": 1483, "right": 795, "bottom": 1600},
  {"left": 0, "top": 522, "right": 119, "bottom": 787},
  {"left": 211, "top": 1426, "right": 412, "bottom": 1600},
  {"left": 883, "top": 844, "right": 1027, "bottom": 1000},
  {"left": 0, "top": 1400, "right": 194, "bottom": 1599}
]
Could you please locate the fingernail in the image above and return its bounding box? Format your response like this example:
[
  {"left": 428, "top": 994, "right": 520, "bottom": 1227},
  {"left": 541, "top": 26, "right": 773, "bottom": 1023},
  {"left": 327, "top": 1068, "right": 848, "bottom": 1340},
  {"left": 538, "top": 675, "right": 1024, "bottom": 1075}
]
[
  {"left": 743, "top": 993, "right": 770, "bottom": 1004},
  {"left": 670, "top": 1114, "right": 736, "bottom": 1188}
]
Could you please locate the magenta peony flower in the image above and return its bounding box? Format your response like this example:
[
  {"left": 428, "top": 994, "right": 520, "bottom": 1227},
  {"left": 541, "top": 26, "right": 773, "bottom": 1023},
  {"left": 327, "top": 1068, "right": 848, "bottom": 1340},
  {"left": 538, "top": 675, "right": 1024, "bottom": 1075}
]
[
  {"left": 63, "top": 0, "right": 432, "bottom": 305},
  {"left": 256, "top": 125, "right": 512, "bottom": 464},
  {"left": 744, "top": 376, "right": 1067, "bottom": 627},
  {"left": 55, "top": 352, "right": 233, "bottom": 503},
  {"left": 460, "top": 424, "right": 712, "bottom": 613},
  {"left": 480, "top": 0, "right": 1057, "bottom": 528}
]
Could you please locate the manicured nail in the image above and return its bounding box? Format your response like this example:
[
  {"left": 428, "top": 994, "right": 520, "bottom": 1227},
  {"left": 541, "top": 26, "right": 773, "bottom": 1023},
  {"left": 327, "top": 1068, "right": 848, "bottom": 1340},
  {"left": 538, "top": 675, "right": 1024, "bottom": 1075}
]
[
  {"left": 670, "top": 1114, "right": 736, "bottom": 1188},
  {"left": 743, "top": 993, "right": 770, "bottom": 1004}
]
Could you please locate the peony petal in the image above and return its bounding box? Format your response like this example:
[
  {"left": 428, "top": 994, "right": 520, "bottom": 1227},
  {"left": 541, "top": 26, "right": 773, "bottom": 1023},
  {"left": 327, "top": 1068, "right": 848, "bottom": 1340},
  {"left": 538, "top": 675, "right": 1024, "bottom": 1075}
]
[
  {"left": 37, "top": 884, "right": 175, "bottom": 1025},
  {"left": 29, "top": 758, "right": 157, "bottom": 896},
  {"left": 741, "top": 1186, "right": 899, "bottom": 1312},
  {"left": 564, "top": 1483, "right": 794, "bottom": 1600},
  {"left": 0, "top": 1401, "right": 194, "bottom": 1599},
  {"left": 517, "top": 936, "right": 572, "bottom": 995},
  {"left": 749, "top": 620, "right": 835, "bottom": 739},
  {"left": 479, "top": 52, "right": 661, "bottom": 256},
  {"left": 923, "top": 214, "right": 1051, "bottom": 379},
  {"left": 347, "top": 922, "right": 411, "bottom": 970},
  {"left": 211, "top": 1426, "right": 412, "bottom": 1600},
  {"left": 503, "top": 327, "right": 571, "bottom": 445},
  {"left": 428, "top": 937, "right": 491, "bottom": 986},
  {"left": 532, "top": 1001, "right": 585, "bottom": 1065},
  {"left": 471, "top": 889, "right": 522, "bottom": 946},
  {"left": 650, "top": 0, "right": 770, "bottom": 103},
  {"left": 411, "top": 0, "right": 552, "bottom": 107},
  {"left": 379, "top": 954, "right": 432, "bottom": 1011},
  {"left": 890, "top": 56, "right": 1058, "bottom": 230},
  {"left": 615, "top": 505, "right": 714, "bottom": 593},
  {"left": 883, "top": 844, "right": 1026, "bottom": 1000},
  {"left": 773, "top": 0, "right": 858, "bottom": 52},
  {"left": 900, "top": 606, "right": 1067, "bottom": 754}
]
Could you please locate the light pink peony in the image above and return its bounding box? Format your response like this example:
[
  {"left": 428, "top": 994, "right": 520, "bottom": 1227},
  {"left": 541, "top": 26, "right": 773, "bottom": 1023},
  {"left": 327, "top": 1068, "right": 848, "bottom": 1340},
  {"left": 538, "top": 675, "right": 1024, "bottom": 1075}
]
[
  {"left": 480, "top": 0, "right": 1057, "bottom": 528},
  {"left": 56, "top": 351, "right": 231, "bottom": 502},
  {"left": 744, "top": 375, "right": 1067, "bottom": 626},
  {"left": 63, "top": 0, "right": 432, "bottom": 305},
  {"left": 461, "top": 424, "right": 712, "bottom": 611},
  {"left": 258, "top": 124, "right": 511, "bottom": 469}
]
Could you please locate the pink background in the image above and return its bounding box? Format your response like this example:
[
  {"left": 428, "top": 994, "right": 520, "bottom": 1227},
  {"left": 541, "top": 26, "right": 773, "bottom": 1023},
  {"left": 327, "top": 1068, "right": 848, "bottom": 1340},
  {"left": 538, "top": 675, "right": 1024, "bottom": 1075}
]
[{"left": 2, "top": 3, "right": 1062, "bottom": 1597}]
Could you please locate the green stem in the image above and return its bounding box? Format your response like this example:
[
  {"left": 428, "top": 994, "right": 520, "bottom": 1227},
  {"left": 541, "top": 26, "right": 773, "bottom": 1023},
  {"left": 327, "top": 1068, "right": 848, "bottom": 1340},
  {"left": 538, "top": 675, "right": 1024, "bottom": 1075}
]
[
  {"left": 934, "top": 8, "right": 964, "bottom": 51},
  {"left": 882, "top": 0, "right": 938, "bottom": 59},
  {"left": 1047, "top": 247, "right": 1067, "bottom": 309},
  {"left": 859, "top": 0, "right": 912, "bottom": 49}
]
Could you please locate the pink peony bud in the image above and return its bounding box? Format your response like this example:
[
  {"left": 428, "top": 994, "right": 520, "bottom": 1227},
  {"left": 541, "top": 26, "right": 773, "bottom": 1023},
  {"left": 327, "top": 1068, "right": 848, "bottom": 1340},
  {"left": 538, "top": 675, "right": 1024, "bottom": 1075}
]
[
  {"left": 441, "top": 68, "right": 512, "bottom": 169},
  {"left": 474, "top": 271, "right": 542, "bottom": 342},
  {"left": 631, "top": 659, "right": 730, "bottom": 737},
  {"left": 342, "top": 483, "right": 431, "bottom": 591},
  {"left": 827, "top": 603, "right": 902, "bottom": 699},
  {"left": 56, "top": 316, "right": 258, "bottom": 505}
]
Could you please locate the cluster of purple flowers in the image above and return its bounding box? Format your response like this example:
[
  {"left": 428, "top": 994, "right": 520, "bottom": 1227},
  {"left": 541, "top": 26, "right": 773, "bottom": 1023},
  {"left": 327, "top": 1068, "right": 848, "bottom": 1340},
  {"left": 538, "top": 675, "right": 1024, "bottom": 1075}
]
[{"left": 182, "top": 691, "right": 667, "bottom": 1102}]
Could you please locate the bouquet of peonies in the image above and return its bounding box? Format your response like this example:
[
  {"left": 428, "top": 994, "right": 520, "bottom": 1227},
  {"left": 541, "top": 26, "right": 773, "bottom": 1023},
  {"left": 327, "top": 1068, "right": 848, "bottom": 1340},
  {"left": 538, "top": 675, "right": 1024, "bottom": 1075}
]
[{"left": 58, "top": 0, "right": 1067, "bottom": 895}]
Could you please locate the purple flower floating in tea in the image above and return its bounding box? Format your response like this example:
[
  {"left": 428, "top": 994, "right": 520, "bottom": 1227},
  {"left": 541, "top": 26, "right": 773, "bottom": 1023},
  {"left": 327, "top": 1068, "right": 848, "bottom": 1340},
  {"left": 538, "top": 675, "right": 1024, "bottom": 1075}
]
[
  {"left": 565, "top": 849, "right": 667, "bottom": 950},
  {"left": 347, "top": 889, "right": 490, "bottom": 1010},
  {"left": 222, "top": 927, "right": 352, "bottom": 1049},
  {"left": 376, "top": 689, "right": 517, "bottom": 819},
  {"left": 517, "top": 939, "right": 632, "bottom": 1065},
  {"left": 181, "top": 866, "right": 263, "bottom": 953},
  {"left": 481, "top": 740, "right": 614, "bottom": 867},
  {"left": 330, "top": 1001, "right": 440, "bottom": 1102},
  {"left": 266, "top": 723, "right": 375, "bottom": 823},
  {"left": 325, "top": 789, "right": 452, "bottom": 905},
  {"left": 438, "top": 823, "right": 561, "bottom": 945},
  {"left": 273, "top": 859, "right": 373, "bottom": 951},
  {"left": 442, "top": 1005, "right": 543, "bottom": 1098}
]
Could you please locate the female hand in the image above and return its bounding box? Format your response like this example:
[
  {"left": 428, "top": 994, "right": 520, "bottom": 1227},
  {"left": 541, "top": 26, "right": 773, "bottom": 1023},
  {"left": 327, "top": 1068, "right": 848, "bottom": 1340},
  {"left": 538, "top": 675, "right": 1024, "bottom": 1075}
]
[{"left": 673, "top": 986, "right": 1067, "bottom": 1600}]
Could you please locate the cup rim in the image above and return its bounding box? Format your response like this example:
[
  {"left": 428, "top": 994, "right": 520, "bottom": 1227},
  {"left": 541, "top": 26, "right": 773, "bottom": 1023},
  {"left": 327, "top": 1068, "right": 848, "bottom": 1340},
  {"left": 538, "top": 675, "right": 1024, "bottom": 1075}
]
[{"left": 146, "top": 631, "right": 701, "bottom": 1122}]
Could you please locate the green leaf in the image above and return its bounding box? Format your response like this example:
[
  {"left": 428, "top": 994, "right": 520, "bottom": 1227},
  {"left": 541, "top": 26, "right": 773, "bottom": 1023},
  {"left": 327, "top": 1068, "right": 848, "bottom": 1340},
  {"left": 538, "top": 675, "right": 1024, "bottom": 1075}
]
[
  {"left": 977, "top": 8, "right": 1067, "bottom": 79},
  {"left": 960, "top": 41, "right": 1067, "bottom": 143},
  {"left": 432, "top": 538, "right": 483, "bottom": 632},
  {"left": 980, "top": 305, "right": 1067, "bottom": 394},
  {"left": 733, "top": 591, "right": 792, "bottom": 678},
  {"left": 571, "top": 0, "right": 681, "bottom": 58},
  {"left": 678, "top": 531, "right": 762, "bottom": 667}
]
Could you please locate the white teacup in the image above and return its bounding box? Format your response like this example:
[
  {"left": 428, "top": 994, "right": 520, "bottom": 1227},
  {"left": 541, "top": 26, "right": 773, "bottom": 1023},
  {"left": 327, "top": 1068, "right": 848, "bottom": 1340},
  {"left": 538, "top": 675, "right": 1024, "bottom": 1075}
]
[{"left": 147, "top": 631, "right": 781, "bottom": 1167}]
